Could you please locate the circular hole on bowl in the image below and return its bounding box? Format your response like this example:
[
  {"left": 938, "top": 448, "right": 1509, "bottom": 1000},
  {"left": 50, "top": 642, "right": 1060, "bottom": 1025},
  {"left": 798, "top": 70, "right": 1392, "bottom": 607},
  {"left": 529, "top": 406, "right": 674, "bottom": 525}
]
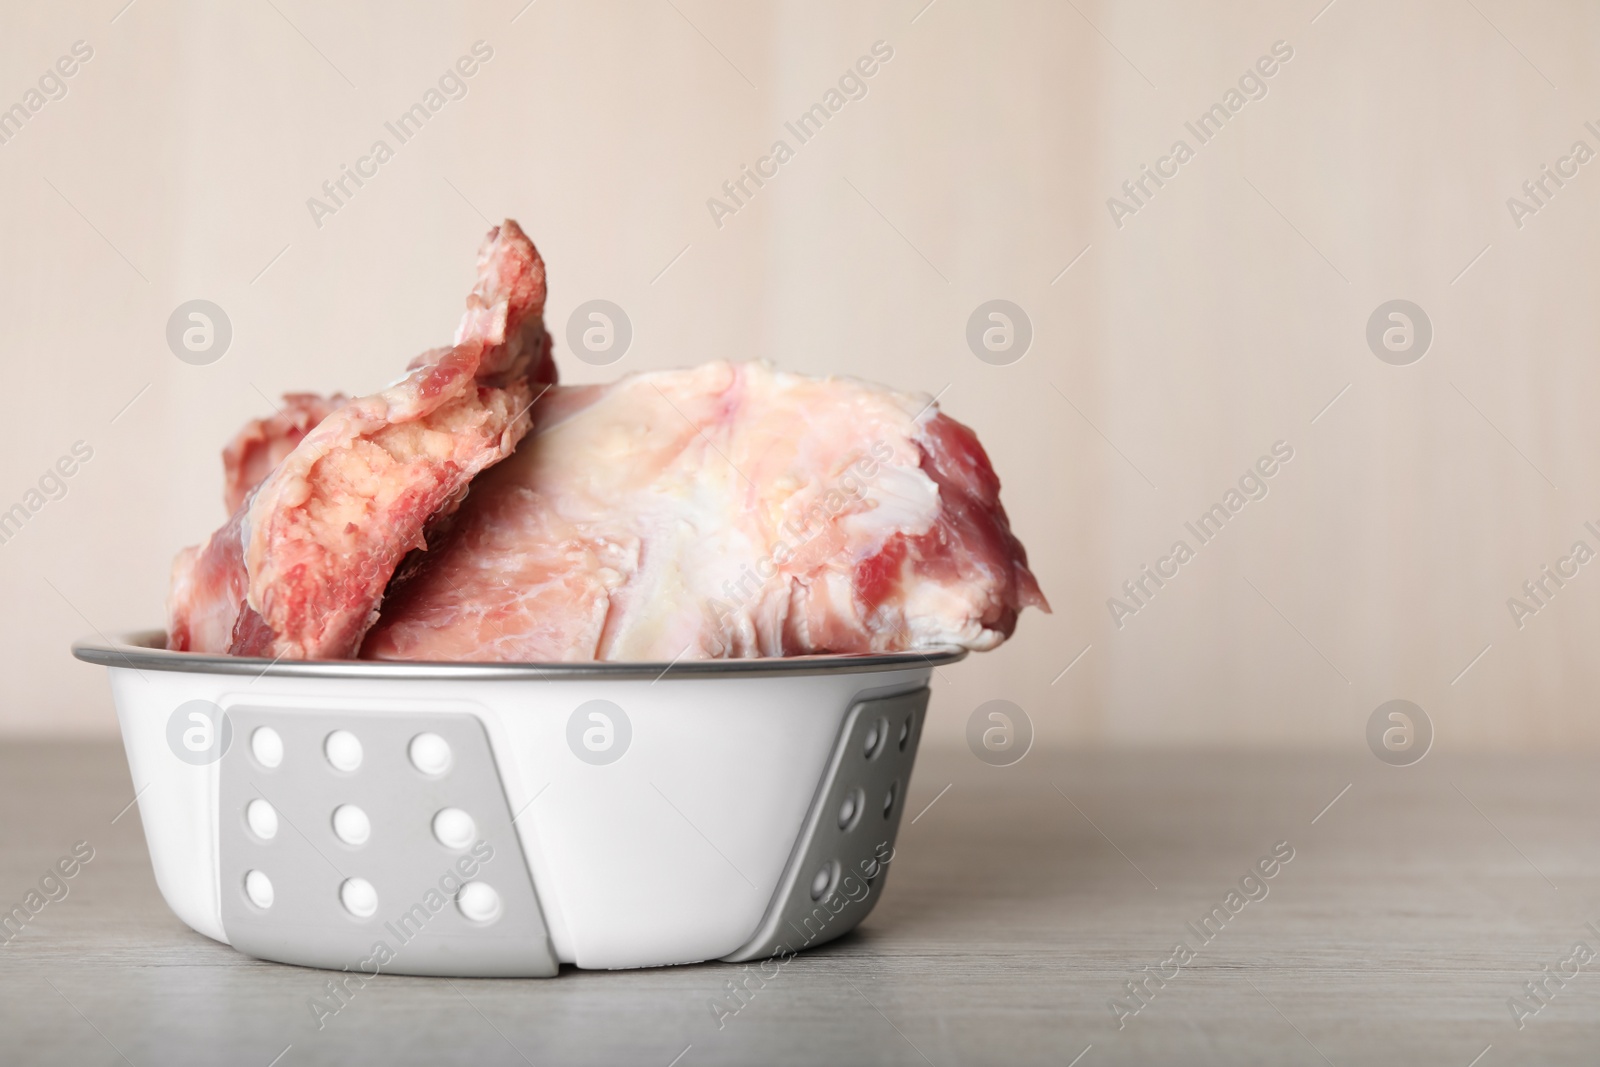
[
  {"left": 883, "top": 781, "right": 897, "bottom": 819},
  {"left": 863, "top": 717, "right": 888, "bottom": 760},
  {"left": 838, "top": 788, "right": 864, "bottom": 831},
  {"left": 898, "top": 719, "right": 910, "bottom": 751},
  {"left": 244, "top": 869, "right": 274, "bottom": 909},
  {"left": 245, "top": 798, "right": 278, "bottom": 841},
  {"left": 456, "top": 881, "right": 502, "bottom": 924},
  {"left": 324, "top": 730, "right": 363, "bottom": 773},
  {"left": 408, "top": 732, "right": 452, "bottom": 777},
  {"left": 251, "top": 727, "right": 283, "bottom": 769},
  {"left": 332, "top": 804, "right": 371, "bottom": 846},
  {"left": 809, "top": 860, "right": 841, "bottom": 902},
  {"left": 432, "top": 808, "right": 477, "bottom": 851},
  {"left": 339, "top": 877, "right": 377, "bottom": 919}
]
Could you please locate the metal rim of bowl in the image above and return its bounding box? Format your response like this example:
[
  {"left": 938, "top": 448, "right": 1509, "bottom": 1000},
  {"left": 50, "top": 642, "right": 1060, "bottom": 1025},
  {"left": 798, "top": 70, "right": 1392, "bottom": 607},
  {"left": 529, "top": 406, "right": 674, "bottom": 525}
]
[{"left": 72, "top": 630, "right": 969, "bottom": 681}]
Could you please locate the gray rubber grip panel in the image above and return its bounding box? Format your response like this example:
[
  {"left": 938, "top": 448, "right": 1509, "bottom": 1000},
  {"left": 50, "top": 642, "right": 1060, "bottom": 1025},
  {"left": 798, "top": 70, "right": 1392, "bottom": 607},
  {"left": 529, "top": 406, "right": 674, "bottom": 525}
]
[
  {"left": 218, "top": 708, "right": 558, "bottom": 977},
  {"left": 723, "top": 687, "right": 928, "bottom": 964}
]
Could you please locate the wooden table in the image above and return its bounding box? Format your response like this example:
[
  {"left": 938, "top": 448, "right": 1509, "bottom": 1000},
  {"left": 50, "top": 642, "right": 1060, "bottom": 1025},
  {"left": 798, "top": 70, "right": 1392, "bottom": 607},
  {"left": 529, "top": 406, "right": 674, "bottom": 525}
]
[{"left": 2, "top": 740, "right": 1596, "bottom": 1065}]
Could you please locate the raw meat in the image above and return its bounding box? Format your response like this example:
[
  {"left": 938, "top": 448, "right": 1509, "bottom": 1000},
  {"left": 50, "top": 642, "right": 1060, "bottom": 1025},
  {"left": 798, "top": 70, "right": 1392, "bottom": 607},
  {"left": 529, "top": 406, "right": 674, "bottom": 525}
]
[
  {"left": 221, "top": 392, "right": 348, "bottom": 513},
  {"left": 360, "top": 361, "right": 1047, "bottom": 662},
  {"left": 167, "top": 220, "right": 555, "bottom": 658}
]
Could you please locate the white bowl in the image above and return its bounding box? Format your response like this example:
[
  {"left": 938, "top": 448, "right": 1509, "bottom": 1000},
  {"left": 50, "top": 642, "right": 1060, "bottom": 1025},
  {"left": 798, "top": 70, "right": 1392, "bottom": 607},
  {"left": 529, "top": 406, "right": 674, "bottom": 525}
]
[{"left": 75, "top": 631, "right": 960, "bottom": 976}]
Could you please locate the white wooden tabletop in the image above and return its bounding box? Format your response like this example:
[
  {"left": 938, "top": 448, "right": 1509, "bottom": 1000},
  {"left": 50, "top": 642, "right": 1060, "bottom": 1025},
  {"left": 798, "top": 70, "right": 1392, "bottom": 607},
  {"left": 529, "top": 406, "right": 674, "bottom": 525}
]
[{"left": 1, "top": 740, "right": 1595, "bottom": 1065}]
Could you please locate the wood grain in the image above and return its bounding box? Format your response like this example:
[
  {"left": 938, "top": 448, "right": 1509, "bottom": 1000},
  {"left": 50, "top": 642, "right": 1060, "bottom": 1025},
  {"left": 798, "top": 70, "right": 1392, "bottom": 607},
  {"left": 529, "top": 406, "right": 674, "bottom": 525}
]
[{"left": 2, "top": 741, "right": 1596, "bottom": 1065}]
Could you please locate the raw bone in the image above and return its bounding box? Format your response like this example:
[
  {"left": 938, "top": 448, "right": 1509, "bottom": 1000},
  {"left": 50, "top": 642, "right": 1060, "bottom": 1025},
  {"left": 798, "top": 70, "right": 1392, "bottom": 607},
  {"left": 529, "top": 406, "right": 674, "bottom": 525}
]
[{"left": 166, "top": 220, "right": 554, "bottom": 659}]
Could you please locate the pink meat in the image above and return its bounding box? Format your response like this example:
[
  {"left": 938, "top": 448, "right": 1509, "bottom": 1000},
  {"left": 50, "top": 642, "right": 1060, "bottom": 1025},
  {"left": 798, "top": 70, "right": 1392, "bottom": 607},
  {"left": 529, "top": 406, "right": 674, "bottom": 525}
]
[
  {"left": 167, "top": 220, "right": 555, "bottom": 659},
  {"left": 360, "top": 362, "right": 1046, "bottom": 662},
  {"left": 221, "top": 393, "right": 349, "bottom": 513}
]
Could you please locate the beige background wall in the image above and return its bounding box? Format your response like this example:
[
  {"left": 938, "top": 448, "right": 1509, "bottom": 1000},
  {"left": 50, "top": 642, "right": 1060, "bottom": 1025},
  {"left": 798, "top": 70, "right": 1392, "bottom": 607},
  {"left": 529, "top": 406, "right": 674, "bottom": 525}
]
[{"left": 2, "top": 0, "right": 1597, "bottom": 750}]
